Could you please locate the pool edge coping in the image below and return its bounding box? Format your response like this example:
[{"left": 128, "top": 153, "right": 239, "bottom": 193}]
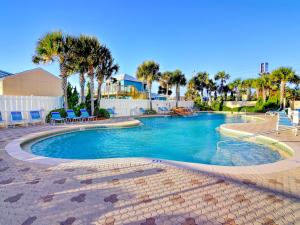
[{"left": 4, "top": 116, "right": 300, "bottom": 175}]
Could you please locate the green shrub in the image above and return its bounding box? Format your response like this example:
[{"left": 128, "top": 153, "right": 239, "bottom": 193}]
[
  {"left": 94, "top": 107, "right": 110, "bottom": 118},
  {"left": 144, "top": 109, "right": 157, "bottom": 115},
  {"left": 194, "top": 97, "right": 211, "bottom": 111},
  {"left": 211, "top": 99, "right": 223, "bottom": 111},
  {"left": 73, "top": 103, "right": 86, "bottom": 116},
  {"left": 45, "top": 108, "right": 67, "bottom": 123}
]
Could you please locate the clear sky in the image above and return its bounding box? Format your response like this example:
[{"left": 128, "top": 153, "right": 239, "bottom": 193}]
[{"left": 1, "top": 0, "right": 300, "bottom": 94}]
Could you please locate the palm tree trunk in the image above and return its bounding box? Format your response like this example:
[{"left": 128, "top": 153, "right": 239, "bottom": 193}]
[
  {"left": 59, "top": 64, "right": 68, "bottom": 109},
  {"left": 88, "top": 67, "right": 95, "bottom": 115},
  {"left": 166, "top": 84, "right": 169, "bottom": 97},
  {"left": 61, "top": 75, "right": 68, "bottom": 109},
  {"left": 148, "top": 83, "right": 152, "bottom": 110},
  {"left": 262, "top": 86, "right": 266, "bottom": 102},
  {"left": 176, "top": 84, "right": 179, "bottom": 107},
  {"left": 79, "top": 72, "right": 85, "bottom": 103},
  {"left": 256, "top": 88, "right": 260, "bottom": 100},
  {"left": 97, "top": 81, "right": 102, "bottom": 107},
  {"left": 280, "top": 80, "right": 286, "bottom": 109},
  {"left": 247, "top": 88, "right": 251, "bottom": 101}
]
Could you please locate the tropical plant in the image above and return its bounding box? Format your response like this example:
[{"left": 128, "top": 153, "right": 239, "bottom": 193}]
[
  {"left": 77, "top": 35, "right": 102, "bottom": 115},
  {"left": 136, "top": 60, "right": 160, "bottom": 110},
  {"left": 232, "top": 78, "right": 242, "bottom": 100},
  {"left": 95, "top": 46, "right": 119, "bottom": 106},
  {"left": 214, "top": 71, "right": 230, "bottom": 98},
  {"left": 241, "top": 78, "right": 254, "bottom": 100},
  {"left": 32, "top": 31, "right": 77, "bottom": 109},
  {"left": 271, "top": 67, "right": 296, "bottom": 109},
  {"left": 94, "top": 107, "right": 110, "bottom": 118},
  {"left": 196, "top": 72, "right": 209, "bottom": 99},
  {"left": 171, "top": 70, "right": 186, "bottom": 107},
  {"left": 160, "top": 71, "right": 173, "bottom": 97}
]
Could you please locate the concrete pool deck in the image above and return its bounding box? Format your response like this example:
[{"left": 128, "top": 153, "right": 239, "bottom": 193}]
[{"left": 0, "top": 115, "right": 299, "bottom": 224}]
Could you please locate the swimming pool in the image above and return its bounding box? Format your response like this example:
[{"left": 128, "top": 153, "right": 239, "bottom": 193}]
[{"left": 28, "top": 113, "right": 283, "bottom": 166}]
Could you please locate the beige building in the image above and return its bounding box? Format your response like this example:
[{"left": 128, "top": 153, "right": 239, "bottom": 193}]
[{"left": 0, "top": 68, "right": 62, "bottom": 96}]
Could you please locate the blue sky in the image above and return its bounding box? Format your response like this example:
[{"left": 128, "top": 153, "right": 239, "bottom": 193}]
[{"left": 1, "top": 0, "right": 300, "bottom": 94}]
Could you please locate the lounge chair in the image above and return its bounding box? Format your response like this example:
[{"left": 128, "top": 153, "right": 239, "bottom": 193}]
[
  {"left": 50, "top": 112, "right": 66, "bottom": 125},
  {"left": 162, "top": 107, "right": 170, "bottom": 113},
  {"left": 66, "top": 109, "right": 82, "bottom": 123},
  {"left": 276, "top": 111, "right": 298, "bottom": 136},
  {"left": 29, "top": 110, "right": 43, "bottom": 125},
  {"left": 265, "top": 108, "right": 281, "bottom": 116},
  {"left": 10, "top": 111, "right": 27, "bottom": 127},
  {"left": 0, "top": 112, "right": 6, "bottom": 128},
  {"left": 80, "top": 109, "right": 96, "bottom": 121},
  {"left": 158, "top": 107, "right": 165, "bottom": 114},
  {"left": 107, "top": 108, "right": 117, "bottom": 117}
]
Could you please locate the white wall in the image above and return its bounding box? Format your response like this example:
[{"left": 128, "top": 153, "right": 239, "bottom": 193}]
[
  {"left": 99, "top": 99, "right": 194, "bottom": 116},
  {"left": 0, "top": 95, "right": 63, "bottom": 122},
  {"left": 224, "top": 101, "right": 257, "bottom": 108}
]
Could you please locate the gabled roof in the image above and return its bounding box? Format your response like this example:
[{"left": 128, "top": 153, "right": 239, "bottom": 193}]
[
  {"left": 0, "top": 70, "right": 13, "bottom": 78},
  {"left": 116, "top": 74, "right": 140, "bottom": 82}
]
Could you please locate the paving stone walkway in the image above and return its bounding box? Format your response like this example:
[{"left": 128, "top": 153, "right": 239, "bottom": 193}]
[{"left": 0, "top": 117, "right": 299, "bottom": 225}]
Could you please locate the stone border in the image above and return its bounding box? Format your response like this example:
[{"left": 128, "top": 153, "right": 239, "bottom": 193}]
[{"left": 5, "top": 116, "right": 300, "bottom": 174}]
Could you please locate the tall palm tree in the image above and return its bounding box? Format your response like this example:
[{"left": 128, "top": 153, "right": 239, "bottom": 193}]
[
  {"left": 77, "top": 35, "right": 102, "bottom": 115},
  {"left": 196, "top": 72, "right": 209, "bottom": 99},
  {"left": 214, "top": 71, "right": 230, "bottom": 98},
  {"left": 271, "top": 67, "right": 296, "bottom": 109},
  {"left": 215, "top": 71, "right": 230, "bottom": 95},
  {"left": 171, "top": 70, "right": 186, "bottom": 107},
  {"left": 232, "top": 78, "right": 242, "bottom": 100},
  {"left": 205, "top": 79, "right": 216, "bottom": 103},
  {"left": 252, "top": 78, "right": 264, "bottom": 100},
  {"left": 96, "top": 46, "right": 119, "bottom": 106},
  {"left": 160, "top": 71, "right": 173, "bottom": 97},
  {"left": 241, "top": 78, "right": 254, "bottom": 101},
  {"left": 32, "top": 31, "right": 76, "bottom": 109},
  {"left": 136, "top": 60, "right": 160, "bottom": 110}
]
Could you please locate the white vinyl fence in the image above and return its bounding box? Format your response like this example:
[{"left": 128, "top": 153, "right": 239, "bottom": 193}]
[
  {"left": 0, "top": 95, "right": 63, "bottom": 123},
  {"left": 99, "top": 99, "right": 194, "bottom": 117},
  {"left": 0, "top": 95, "right": 194, "bottom": 123}
]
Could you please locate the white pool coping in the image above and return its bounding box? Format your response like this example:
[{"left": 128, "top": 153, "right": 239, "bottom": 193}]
[{"left": 5, "top": 116, "right": 300, "bottom": 175}]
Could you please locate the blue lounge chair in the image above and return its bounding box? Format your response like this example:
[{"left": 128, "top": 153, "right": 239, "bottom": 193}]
[
  {"left": 107, "top": 108, "right": 117, "bottom": 117},
  {"left": 50, "top": 112, "right": 66, "bottom": 125},
  {"left": 10, "top": 111, "right": 27, "bottom": 127},
  {"left": 66, "top": 109, "right": 82, "bottom": 123},
  {"left": 29, "top": 110, "right": 43, "bottom": 124},
  {"left": 276, "top": 111, "right": 298, "bottom": 136},
  {"left": 0, "top": 112, "right": 6, "bottom": 128},
  {"left": 80, "top": 109, "right": 96, "bottom": 121},
  {"left": 162, "top": 107, "right": 170, "bottom": 113}
]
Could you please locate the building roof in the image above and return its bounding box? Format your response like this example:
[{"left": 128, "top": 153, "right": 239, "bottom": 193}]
[
  {"left": 115, "top": 74, "right": 141, "bottom": 82},
  {"left": 0, "top": 70, "right": 13, "bottom": 78},
  {"left": 0, "top": 68, "right": 60, "bottom": 80}
]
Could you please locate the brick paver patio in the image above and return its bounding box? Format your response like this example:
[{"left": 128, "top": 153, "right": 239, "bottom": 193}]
[{"left": 0, "top": 116, "right": 299, "bottom": 225}]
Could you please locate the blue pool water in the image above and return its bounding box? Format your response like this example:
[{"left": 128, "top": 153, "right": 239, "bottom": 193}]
[{"left": 29, "top": 113, "right": 283, "bottom": 166}]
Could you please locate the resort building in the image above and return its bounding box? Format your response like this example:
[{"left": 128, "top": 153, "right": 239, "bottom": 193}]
[
  {"left": 102, "top": 74, "right": 148, "bottom": 99},
  {"left": 0, "top": 68, "right": 62, "bottom": 96}
]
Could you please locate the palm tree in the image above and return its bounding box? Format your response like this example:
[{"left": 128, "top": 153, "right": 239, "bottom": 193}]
[
  {"left": 241, "top": 78, "right": 254, "bottom": 100},
  {"left": 185, "top": 78, "right": 199, "bottom": 100},
  {"left": 232, "top": 78, "right": 242, "bottom": 100},
  {"left": 160, "top": 71, "right": 173, "bottom": 97},
  {"left": 136, "top": 60, "right": 160, "bottom": 110},
  {"left": 196, "top": 72, "right": 209, "bottom": 99},
  {"left": 214, "top": 71, "right": 230, "bottom": 98},
  {"left": 271, "top": 67, "right": 296, "bottom": 109},
  {"left": 252, "top": 78, "right": 264, "bottom": 100},
  {"left": 171, "top": 70, "right": 186, "bottom": 107},
  {"left": 96, "top": 46, "right": 119, "bottom": 106},
  {"left": 77, "top": 35, "right": 102, "bottom": 115},
  {"left": 32, "top": 31, "right": 76, "bottom": 109},
  {"left": 205, "top": 79, "right": 216, "bottom": 103}
]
